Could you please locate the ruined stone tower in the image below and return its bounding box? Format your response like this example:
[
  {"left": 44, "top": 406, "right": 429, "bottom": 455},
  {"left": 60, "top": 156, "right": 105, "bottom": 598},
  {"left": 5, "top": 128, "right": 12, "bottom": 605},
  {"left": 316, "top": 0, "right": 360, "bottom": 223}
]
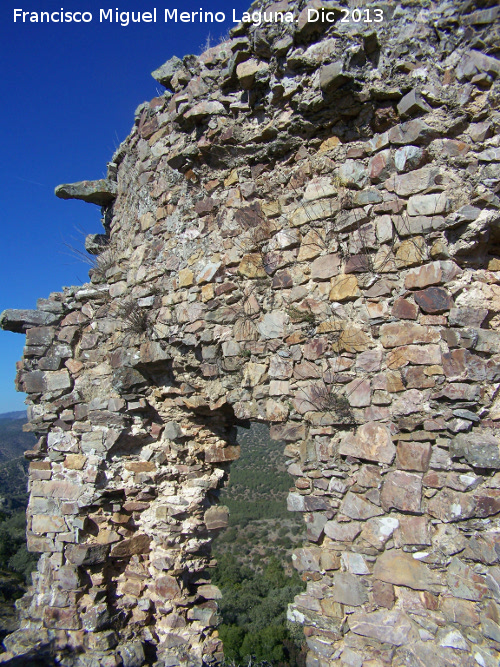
[{"left": 1, "top": 1, "right": 500, "bottom": 665}]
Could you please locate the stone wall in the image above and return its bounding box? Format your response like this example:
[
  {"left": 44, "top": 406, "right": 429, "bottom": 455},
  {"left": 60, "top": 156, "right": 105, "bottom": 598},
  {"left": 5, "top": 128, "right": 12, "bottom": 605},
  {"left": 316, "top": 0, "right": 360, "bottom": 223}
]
[{"left": 1, "top": 0, "right": 500, "bottom": 665}]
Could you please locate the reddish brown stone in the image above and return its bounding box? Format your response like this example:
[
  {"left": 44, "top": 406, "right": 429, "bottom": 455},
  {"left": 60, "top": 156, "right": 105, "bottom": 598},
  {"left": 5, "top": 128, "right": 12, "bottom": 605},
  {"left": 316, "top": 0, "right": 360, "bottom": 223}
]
[
  {"left": 396, "top": 441, "right": 432, "bottom": 471},
  {"left": 27, "top": 534, "right": 54, "bottom": 553},
  {"left": 345, "top": 254, "right": 370, "bottom": 273},
  {"left": 356, "top": 349, "right": 383, "bottom": 372},
  {"left": 392, "top": 298, "right": 418, "bottom": 320},
  {"left": 156, "top": 575, "right": 181, "bottom": 599},
  {"left": 31, "top": 515, "right": 66, "bottom": 533},
  {"left": 380, "top": 323, "right": 440, "bottom": 348},
  {"left": 424, "top": 417, "right": 446, "bottom": 431},
  {"left": 139, "top": 115, "right": 158, "bottom": 139},
  {"left": 345, "top": 379, "right": 371, "bottom": 407},
  {"left": 421, "top": 591, "right": 439, "bottom": 611},
  {"left": 374, "top": 550, "right": 443, "bottom": 592},
  {"left": 355, "top": 465, "right": 382, "bottom": 488},
  {"left": 372, "top": 580, "right": 395, "bottom": 608},
  {"left": 55, "top": 565, "right": 82, "bottom": 591},
  {"left": 400, "top": 367, "right": 435, "bottom": 389},
  {"left": 442, "top": 349, "right": 467, "bottom": 380},
  {"left": 442, "top": 139, "right": 470, "bottom": 157},
  {"left": 205, "top": 445, "right": 240, "bottom": 463},
  {"left": 440, "top": 597, "right": 480, "bottom": 627},
  {"left": 60, "top": 311, "right": 88, "bottom": 326},
  {"left": 194, "top": 197, "right": 216, "bottom": 216},
  {"left": 414, "top": 287, "right": 454, "bottom": 313},
  {"left": 43, "top": 606, "right": 81, "bottom": 630},
  {"left": 380, "top": 471, "right": 422, "bottom": 512},
  {"left": 110, "top": 534, "right": 151, "bottom": 558},
  {"left": 122, "top": 501, "right": 150, "bottom": 512},
  {"left": 65, "top": 359, "right": 83, "bottom": 375},
  {"left": 303, "top": 338, "right": 328, "bottom": 360},
  {"left": 214, "top": 282, "right": 237, "bottom": 296},
  {"left": 338, "top": 422, "right": 396, "bottom": 464},
  {"left": 310, "top": 254, "right": 341, "bottom": 280},
  {"left": 404, "top": 261, "right": 457, "bottom": 289},
  {"left": 463, "top": 533, "right": 500, "bottom": 564},
  {"left": 293, "top": 361, "right": 321, "bottom": 380},
  {"left": 124, "top": 461, "right": 156, "bottom": 473},
  {"left": 447, "top": 557, "right": 488, "bottom": 601},
  {"left": 269, "top": 356, "right": 293, "bottom": 379},
  {"left": 395, "top": 516, "right": 431, "bottom": 546},
  {"left": 373, "top": 103, "right": 398, "bottom": 132},
  {"left": 433, "top": 383, "right": 480, "bottom": 401},
  {"left": 31, "top": 480, "right": 81, "bottom": 500},
  {"left": 369, "top": 149, "right": 393, "bottom": 182},
  {"left": 384, "top": 371, "right": 405, "bottom": 392},
  {"left": 474, "top": 490, "right": 500, "bottom": 518},
  {"left": 364, "top": 405, "right": 391, "bottom": 421}
]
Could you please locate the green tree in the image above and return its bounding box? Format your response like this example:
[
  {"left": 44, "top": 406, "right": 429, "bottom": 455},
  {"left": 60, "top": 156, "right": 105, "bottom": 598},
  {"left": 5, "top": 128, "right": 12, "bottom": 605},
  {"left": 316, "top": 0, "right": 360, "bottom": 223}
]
[
  {"left": 0, "top": 510, "right": 38, "bottom": 584},
  {"left": 264, "top": 556, "right": 289, "bottom": 589},
  {"left": 218, "top": 624, "right": 245, "bottom": 661},
  {"left": 213, "top": 555, "right": 305, "bottom": 665},
  {"left": 240, "top": 624, "right": 288, "bottom": 663}
]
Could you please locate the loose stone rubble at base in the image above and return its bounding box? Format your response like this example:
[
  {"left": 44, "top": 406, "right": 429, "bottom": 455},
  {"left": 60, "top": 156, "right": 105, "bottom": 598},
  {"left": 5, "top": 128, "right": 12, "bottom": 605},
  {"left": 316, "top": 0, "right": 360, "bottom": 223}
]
[{"left": 2, "top": 0, "right": 500, "bottom": 665}]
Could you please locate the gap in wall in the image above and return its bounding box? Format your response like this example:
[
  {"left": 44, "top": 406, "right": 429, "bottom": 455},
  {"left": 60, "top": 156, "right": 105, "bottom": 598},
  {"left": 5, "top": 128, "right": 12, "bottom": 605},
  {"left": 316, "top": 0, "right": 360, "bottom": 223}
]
[{"left": 211, "top": 422, "right": 307, "bottom": 666}]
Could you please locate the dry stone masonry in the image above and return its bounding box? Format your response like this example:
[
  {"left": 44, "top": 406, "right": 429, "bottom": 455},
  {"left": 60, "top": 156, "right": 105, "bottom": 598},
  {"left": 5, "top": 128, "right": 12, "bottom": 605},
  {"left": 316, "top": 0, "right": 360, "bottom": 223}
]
[{"left": 1, "top": 0, "right": 500, "bottom": 665}]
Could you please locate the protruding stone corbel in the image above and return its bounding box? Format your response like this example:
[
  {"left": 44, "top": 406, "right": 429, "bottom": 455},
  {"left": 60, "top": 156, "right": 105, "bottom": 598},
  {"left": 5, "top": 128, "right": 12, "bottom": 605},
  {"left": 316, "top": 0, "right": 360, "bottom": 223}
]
[
  {"left": 0, "top": 309, "right": 59, "bottom": 333},
  {"left": 151, "top": 55, "right": 182, "bottom": 90},
  {"left": 54, "top": 179, "right": 117, "bottom": 206},
  {"left": 85, "top": 233, "right": 109, "bottom": 254}
]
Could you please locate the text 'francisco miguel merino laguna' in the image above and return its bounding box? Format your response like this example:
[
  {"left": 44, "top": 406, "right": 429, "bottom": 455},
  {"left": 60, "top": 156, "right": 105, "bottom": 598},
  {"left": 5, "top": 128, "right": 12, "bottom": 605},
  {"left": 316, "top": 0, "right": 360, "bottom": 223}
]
[{"left": 13, "top": 7, "right": 350, "bottom": 26}]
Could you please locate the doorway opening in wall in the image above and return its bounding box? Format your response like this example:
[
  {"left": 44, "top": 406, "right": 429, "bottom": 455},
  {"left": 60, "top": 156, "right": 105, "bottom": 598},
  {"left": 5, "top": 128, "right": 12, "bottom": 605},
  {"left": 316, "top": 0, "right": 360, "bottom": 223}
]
[{"left": 211, "top": 423, "right": 307, "bottom": 666}]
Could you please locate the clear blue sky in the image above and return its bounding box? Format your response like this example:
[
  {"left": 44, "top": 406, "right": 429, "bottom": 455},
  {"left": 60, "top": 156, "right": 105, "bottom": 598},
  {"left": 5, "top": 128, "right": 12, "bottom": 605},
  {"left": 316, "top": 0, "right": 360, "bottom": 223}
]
[{"left": 0, "top": 0, "right": 250, "bottom": 412}]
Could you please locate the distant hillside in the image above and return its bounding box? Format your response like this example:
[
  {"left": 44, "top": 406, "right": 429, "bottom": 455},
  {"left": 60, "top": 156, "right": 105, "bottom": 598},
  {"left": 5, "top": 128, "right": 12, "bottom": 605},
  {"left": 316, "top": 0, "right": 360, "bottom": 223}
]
[
  {"left": 0, "top": 413, "right": 36, "bottom": 463},
  {"left": 0, "top": 412, "right": 26, "bottom": 421},
  {"left": 223, "top": 423, "right": 294, "bottom": 522},
  {"left": 0, "top": 458, "right": 29, "bottom": 513},
  {"left": 0, "top": 410, "right": 33, "bottom": 516},
  {"left": 213, "top": 423, "right": 305, "bottom": 570},
  {"left": 0, "top": 412, "right": 38, "bottom": 642}
]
